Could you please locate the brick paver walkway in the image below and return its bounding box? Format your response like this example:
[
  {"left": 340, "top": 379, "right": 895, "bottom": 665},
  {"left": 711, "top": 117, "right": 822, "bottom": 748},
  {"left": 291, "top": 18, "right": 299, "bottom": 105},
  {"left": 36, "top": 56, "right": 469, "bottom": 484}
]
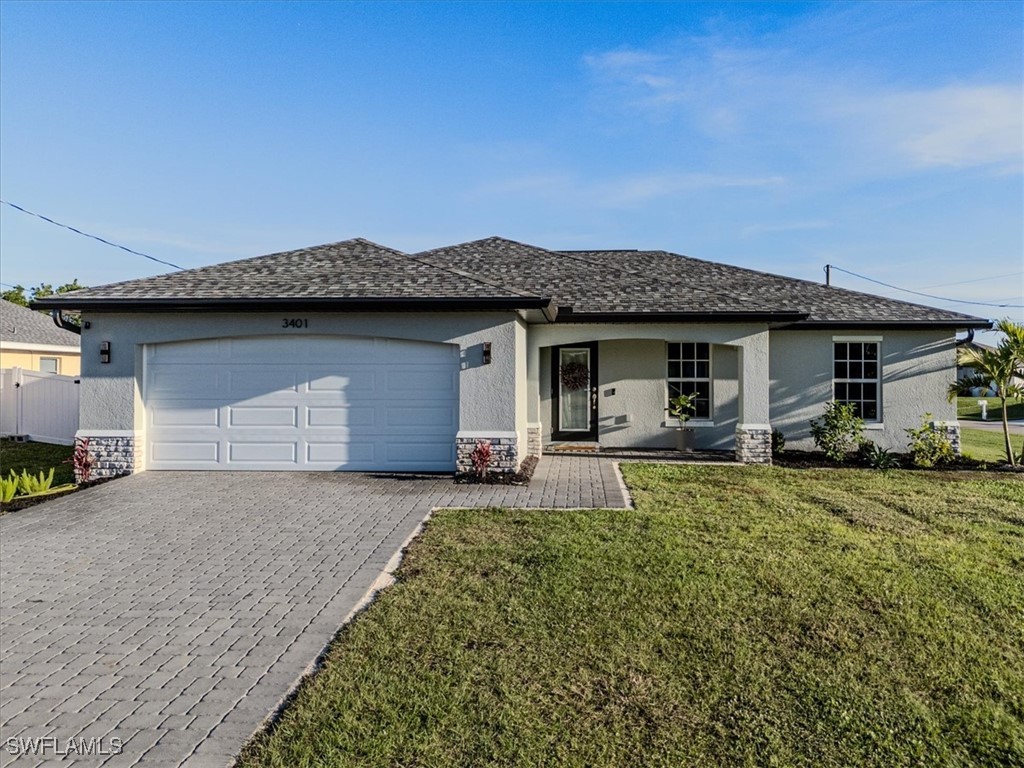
[{"left": 0, "top": 456, "right": 627, "bottom": 767}]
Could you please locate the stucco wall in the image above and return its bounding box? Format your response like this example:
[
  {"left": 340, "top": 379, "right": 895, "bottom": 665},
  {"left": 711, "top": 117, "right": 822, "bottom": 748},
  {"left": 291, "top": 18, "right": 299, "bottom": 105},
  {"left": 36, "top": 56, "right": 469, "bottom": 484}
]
[
  {"left": 769, "top": 329, "right": 958, "bottom": 452},
  {"left": 540, "top": 339, "right": 740, "bottom": 449},
  {"left": 0, "top": 348, "right": 81, "bottom": 375},
  {"left": 78, "top": 311, "right": 522, "bottom": 436}
]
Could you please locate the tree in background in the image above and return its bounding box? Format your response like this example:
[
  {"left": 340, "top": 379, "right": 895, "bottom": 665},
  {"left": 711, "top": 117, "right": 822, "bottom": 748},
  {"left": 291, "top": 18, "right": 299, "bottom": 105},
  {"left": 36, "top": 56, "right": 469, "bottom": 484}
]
[
  {"left": 951, "top": 318, "right": 1024, "bottom": 466},
  {"left": 2, "top": 280, "right": 85, "bottom": 307}
]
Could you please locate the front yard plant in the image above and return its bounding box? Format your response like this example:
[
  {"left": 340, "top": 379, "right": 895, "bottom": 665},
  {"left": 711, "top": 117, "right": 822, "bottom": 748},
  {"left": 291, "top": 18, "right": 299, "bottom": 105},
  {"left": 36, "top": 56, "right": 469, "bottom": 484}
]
[
  {"left": 239, "top": 465, "right": 1024, "bottom": 768},
  {"left": 905, "top": 413, "right": 956, "bottom": 468},
  {"left": 809, "top": 401, "right": 864, "bottom": 462}
]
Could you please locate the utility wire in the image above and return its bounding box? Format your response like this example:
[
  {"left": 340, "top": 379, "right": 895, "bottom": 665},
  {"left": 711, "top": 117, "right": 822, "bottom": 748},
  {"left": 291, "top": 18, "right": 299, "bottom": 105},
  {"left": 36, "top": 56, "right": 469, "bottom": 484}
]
[
  {"left": 1, "top": 200, "right": 185, "bottom": 271},
  {"left": 921, "top": 271, "right": 1024, "bottom": 289},
  {"left": 827, "top": 265, "right": 1024, "bottom": 309}
]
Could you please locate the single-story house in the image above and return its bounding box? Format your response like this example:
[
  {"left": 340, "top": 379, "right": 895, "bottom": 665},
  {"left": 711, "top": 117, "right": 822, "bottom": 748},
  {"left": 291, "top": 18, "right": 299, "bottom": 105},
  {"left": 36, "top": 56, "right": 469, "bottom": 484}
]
[
  {"left": 34, "top": 237, "right": 990, "bottom": 476},
  {"left": 1, "top": 298, "right": 81, "bottom": 375}
]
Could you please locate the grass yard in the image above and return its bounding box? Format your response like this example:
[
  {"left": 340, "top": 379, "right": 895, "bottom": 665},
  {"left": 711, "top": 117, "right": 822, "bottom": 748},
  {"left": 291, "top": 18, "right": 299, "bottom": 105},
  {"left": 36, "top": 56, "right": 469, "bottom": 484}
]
[
  {"left": 961, "top": 427, "right": 1023, "bottom": 464},
  {"left": 240, "top": 465, "right": 1024, "bottom": 768},
  {"left": 958, "top": 395, "right": 1024, "bottom": 421},
  {"left": 0, "top": 439, "right": 75, "bottom": 485}
]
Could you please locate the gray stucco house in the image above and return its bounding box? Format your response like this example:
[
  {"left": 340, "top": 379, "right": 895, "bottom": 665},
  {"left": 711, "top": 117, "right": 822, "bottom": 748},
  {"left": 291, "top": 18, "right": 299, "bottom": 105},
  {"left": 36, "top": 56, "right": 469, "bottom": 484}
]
[{"left": 35, "top": 237, "right": 990, "bottom": 476}]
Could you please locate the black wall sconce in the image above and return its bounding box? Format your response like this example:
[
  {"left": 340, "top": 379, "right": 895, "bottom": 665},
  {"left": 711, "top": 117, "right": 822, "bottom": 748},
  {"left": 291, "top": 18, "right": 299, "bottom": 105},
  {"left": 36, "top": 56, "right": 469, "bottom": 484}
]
[
  {"left": 100, "top": 341, "right": 111, "bottom": 364},
  {"left": 482, "top": 342, "right": 492, "bottom": 365}
]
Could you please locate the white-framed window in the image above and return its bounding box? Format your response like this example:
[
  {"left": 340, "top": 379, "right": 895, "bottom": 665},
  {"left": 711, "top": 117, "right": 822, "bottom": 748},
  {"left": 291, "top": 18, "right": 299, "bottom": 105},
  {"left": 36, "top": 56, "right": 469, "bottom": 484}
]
[
  {"left": 833, "top": 338, "right": 881, "bottom": 421},
  {"left": 39, "top": 357, "right": 59, "bottom": 374},
  {"left": 667, "top": 342, "right": 711, "bottom": 419}
]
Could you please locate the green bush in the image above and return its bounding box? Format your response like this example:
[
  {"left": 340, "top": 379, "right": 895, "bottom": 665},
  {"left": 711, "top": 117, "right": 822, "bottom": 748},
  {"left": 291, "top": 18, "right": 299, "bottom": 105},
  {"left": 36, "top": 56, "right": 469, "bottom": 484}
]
[
  {"left": 906, "top": 414, "right": 955, "bottom": 468},
  {"left": 771, "top": 428, "right": 786, "bottom": 455},
  {"left": 809, "top": 402, "right": 865, "bottom": 462},
  {"left": 858, "top": 440, "right": 899, "bottom": 470},
  {"left": 0, "top": 474, "right": 17, "bottom": 503}
]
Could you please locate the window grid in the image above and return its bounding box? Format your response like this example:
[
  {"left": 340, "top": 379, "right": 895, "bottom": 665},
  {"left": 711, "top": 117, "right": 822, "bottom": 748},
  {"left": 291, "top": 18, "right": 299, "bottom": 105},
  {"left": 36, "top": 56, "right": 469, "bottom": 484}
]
[
  {"left": 833, "top": 341, "right": 880, "bottom": 421},
  {"left": 667, "top": 342, "right": 711, "bottom": 420}
]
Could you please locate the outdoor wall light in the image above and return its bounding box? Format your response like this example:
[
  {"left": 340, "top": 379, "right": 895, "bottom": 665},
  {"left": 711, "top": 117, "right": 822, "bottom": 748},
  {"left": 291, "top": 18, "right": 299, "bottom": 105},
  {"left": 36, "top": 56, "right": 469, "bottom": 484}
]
[
  {"left": 482, "top": 342, "right": 492, "bottom": 365},
  {"left": 100, "top": 341, "right": 111, "bottom": 364}
]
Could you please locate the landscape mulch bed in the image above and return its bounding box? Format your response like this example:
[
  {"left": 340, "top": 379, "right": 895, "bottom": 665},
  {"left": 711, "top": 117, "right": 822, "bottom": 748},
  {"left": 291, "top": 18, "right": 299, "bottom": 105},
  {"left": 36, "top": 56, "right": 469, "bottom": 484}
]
[
  {"left": 455, "top": 455, "right": 539, "bottom": 485},
  {"left": 0, "top": 477, "right": 118, "bottom": 515},
  {"left": 773, "top": 450, "right": 1022, "bottom": 472}
]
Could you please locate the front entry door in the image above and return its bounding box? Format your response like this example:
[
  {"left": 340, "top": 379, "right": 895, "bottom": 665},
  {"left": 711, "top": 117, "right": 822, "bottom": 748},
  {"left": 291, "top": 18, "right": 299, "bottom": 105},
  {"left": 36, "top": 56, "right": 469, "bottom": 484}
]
[{"left": 551, "top": 342, "right": 598, "bottom": 441}]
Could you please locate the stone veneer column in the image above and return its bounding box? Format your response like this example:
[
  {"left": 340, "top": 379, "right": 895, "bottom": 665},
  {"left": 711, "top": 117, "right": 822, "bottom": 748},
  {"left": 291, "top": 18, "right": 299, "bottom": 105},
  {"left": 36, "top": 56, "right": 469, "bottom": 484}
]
[
  {"left": 735, "top": 425, "right": 772, "bottom": 465},
  {"left": 931, "top": 420, "right": 962, "bottom": 456},
  {"left": 75, "top": 431, "right": 137, "bottom": 480},
  {"left": 526, "top": 424, "right": 542, "bottom": 458},
  {"left": 455, "top": 432, "right": 519, "bottom": 474}
]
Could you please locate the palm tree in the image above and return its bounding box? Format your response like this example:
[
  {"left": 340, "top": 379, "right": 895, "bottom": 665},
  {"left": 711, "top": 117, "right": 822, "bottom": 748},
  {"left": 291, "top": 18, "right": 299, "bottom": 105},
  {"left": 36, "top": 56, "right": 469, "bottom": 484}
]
[
  {"left": 951, "top": 320, "right": 1024, "bottom": 466},
  {"left": 994, "top": 319, "right": 1024, "bottom": 463}
]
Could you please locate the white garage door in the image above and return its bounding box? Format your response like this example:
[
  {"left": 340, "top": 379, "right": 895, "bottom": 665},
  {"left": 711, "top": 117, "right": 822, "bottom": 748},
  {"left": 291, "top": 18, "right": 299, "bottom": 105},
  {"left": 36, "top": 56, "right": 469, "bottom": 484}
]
[{"left": 145, "top": 336, "right": 459, "bottom": 471}]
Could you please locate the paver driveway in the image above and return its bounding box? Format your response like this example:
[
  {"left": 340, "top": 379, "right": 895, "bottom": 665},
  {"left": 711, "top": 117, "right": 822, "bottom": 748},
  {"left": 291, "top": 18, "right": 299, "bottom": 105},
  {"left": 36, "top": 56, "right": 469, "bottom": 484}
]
[{"left": 0, "top": 456, "right": 627, "bottom": 767}]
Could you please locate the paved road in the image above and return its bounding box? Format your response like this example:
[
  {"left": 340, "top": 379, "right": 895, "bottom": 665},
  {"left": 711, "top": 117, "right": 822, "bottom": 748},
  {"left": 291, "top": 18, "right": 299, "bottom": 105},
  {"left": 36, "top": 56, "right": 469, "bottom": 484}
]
[
  {"left": 0, "top": 456, "right": 627, "bottom": 767},
  {"left": 960, "top": 419, "right": 1024, "bottom": 434}
]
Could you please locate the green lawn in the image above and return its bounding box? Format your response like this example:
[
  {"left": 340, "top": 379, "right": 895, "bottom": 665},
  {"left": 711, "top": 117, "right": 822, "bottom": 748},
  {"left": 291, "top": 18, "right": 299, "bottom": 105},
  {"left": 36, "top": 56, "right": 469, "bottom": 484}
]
[
  {"left": 961, "top": 427, "right": 1023, "bottom": 464},
  {"left": 240, "top": 465, "right": 1024, "bottom": 768},
  {"left": 0, "top": 439, "right": 75, "bottom": 485},
  {"left": 958, "top": 395, "right": 1024, "bottom": 421}
]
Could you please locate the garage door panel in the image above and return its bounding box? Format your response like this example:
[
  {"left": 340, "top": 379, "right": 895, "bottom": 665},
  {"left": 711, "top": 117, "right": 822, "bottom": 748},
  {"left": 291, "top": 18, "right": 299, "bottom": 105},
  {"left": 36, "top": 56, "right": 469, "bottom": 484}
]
[
  {"left": 306, "top": 370, "right": 377, "bottom": 394},
  {"left": 150, "top": 441, "right": 220, "bottom": 463},
  {"left": 146, "top": 336, "right": 458, "bottom": 471},
  {"left": 148, "top": 368, "right": 221, "bottom": 398},
  {"left": 227, "top": 370, "right": 298, "bottom": 396},
  {"left": 306, "top": 405, "right": 377, "bottom": 428},
  {"left": 150, "top": 406, "right": 221, "bottom": 428},
  {"left": 228, "top": 406, "right": 298, "bottom": 427},
  {"left": 386, "top": 441, "right": 456, "bottom": 463},
  {"left": 306, "top": 441, "right": 377, "bottom": 464},
  {"left": 385, "top": 368, "right": 456, "bottom": 393},
  {"left": 386, "top": 406, "right": 456, "bottom": 428},
  {"left": 227, "top": 442, "right": 297, "bottom": 463}
]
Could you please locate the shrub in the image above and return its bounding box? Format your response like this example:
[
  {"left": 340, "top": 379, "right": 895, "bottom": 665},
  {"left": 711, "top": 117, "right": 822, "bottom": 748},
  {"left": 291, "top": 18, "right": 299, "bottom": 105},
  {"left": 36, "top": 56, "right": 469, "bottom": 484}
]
[
  {"left": 0, "top": 473, "right": 17, "bottom": 503},
  {"left": 858, "top": 440, "right": 899, "bottom": 470},
  {"left": 906, "top": 414, "right": 955, "bottom": 468},
  {"left": 67, "top": 438, "right": 96, "bottom": 483},
  {"left": 771, "top": 428, "right": 786, "bottom": 455},
  {"left": 470, "top": 440, "right": 493, "bottom": 478},
  {"left": 809, "top": 402, "right": 865, "bottom": 462},
  {"left": 15, "top": 468, "right": 55, "bottom": 496}
]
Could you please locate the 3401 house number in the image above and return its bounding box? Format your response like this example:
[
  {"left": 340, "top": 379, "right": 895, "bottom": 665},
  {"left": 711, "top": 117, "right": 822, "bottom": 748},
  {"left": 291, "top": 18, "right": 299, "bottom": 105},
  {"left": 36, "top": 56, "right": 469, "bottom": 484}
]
[{"left": 282, "top": 318, "right": 309, "bottom": 328}]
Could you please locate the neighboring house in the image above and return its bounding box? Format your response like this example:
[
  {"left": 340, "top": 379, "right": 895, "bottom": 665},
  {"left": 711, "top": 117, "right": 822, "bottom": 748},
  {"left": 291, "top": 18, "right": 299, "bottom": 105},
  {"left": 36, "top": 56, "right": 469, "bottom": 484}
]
[
  {"left": 956, "top": 338, "right": 1024, "bottom": 390},
  {"left": 0, "top": 298, "right": 81, "bottom": 375},
  {"left": 35, "top": 237, "right": 989, "bottom": 476}
]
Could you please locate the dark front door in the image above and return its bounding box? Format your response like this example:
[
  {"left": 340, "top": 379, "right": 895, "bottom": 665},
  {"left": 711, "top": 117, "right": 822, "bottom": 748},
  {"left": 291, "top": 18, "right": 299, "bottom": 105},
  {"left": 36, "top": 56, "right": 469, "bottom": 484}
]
[{"left": 551, "top": 342, "right": 599, "bottom": 441}]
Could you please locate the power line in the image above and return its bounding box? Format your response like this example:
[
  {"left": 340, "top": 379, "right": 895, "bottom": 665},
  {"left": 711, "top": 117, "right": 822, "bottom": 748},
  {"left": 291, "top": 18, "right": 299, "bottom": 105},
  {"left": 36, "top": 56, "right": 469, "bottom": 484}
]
[
  {"left": 0, "top": 200, "right": 185, "bottom": 271},
  {"left": 827, "top": 265, "right": 1024, "bottom": 309},
  {"left": 921, "top": 271, "right": 1024, "bottom": 289}
]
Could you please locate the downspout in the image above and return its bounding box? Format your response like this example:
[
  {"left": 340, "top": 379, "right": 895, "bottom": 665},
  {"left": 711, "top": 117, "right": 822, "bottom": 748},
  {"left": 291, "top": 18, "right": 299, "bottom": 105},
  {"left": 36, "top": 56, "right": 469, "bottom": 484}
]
[{"left": 50, "top": 310, "right": 81, "bottom": 335}]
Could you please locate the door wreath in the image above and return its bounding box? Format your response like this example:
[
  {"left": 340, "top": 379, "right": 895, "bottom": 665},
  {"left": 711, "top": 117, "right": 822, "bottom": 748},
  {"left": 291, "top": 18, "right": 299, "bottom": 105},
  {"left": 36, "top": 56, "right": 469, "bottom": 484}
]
[{"left": 559, "top": 361, "right": 590, "bottom": 391}]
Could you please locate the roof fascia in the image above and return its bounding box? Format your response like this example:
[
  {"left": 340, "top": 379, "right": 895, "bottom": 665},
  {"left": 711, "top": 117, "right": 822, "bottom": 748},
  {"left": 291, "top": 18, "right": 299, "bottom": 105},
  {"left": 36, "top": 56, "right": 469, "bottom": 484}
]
[{"left": 30, "top": 296, "right": 554, "bottom": 313}]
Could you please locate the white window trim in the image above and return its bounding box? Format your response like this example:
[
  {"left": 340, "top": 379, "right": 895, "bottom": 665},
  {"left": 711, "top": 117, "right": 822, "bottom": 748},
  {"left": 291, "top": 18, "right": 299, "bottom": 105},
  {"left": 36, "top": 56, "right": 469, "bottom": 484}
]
[
  {"left": 832, "top": 335, "right": 882, "bottom": 424},
  {"left": 39, "top": 357, "right": 60, "bottom": 374},
  {"left": 666, "top": 341, "right": 714, "bottom": 422}
]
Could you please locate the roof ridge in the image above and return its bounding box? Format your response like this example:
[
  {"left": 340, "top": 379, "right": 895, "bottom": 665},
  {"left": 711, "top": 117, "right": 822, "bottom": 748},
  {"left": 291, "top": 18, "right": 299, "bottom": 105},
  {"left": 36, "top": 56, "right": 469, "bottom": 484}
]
[{"left": 409, "top": 236, "right": 553, "bottom": 299}]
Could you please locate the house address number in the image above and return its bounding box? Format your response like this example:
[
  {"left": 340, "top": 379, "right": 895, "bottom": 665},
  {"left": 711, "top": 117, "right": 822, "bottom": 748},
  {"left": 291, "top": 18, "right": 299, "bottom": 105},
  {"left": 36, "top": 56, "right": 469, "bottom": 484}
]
[{"left": 282, "top": 318, "right": 309, "bottom": 328}]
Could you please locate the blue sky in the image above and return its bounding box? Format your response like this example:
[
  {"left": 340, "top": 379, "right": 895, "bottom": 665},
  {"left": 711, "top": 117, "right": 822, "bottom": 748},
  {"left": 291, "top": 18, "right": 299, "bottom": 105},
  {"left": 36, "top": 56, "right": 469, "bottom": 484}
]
[{"left": 1, "top": 1, "right": 1021, "bottom": 335}]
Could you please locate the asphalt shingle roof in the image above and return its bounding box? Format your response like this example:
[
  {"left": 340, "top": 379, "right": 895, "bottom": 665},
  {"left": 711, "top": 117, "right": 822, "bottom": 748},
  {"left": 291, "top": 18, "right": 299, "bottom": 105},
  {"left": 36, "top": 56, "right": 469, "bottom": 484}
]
[
  {"left": 45, "top": 239, "right": 538, "bottom": 302},
  {"left": 35, "top": 235, "right": 988, "bottom": 327},
  {"left": 1, "top": 299, "right": 81, "bottom": 347}
]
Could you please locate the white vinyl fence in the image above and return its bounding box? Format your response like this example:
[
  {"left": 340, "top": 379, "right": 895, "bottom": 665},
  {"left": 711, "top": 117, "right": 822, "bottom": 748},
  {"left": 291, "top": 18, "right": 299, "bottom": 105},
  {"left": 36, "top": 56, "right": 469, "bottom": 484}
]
[{"left": 0, "top": 367, "right": 80, "bottom": 444}]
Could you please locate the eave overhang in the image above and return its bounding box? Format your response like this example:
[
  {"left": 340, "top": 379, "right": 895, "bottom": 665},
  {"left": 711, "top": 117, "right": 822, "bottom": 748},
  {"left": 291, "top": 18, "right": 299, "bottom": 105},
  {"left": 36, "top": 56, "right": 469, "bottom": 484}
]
[
  {"left": 31, "top": 296, "right": 555, "bottom": 314},
  {"left": 775, "top": 319, "right": 993, "bottom": 331}
]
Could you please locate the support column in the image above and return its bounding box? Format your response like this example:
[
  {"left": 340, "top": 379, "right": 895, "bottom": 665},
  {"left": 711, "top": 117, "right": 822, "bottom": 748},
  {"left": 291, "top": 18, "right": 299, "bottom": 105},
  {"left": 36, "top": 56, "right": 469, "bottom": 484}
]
[
  {"left": 735, "top": 330, "right": 772, "bottom": 465},
  {"left": 525, "top": 335, "right": 543, "bottom": 457}
]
